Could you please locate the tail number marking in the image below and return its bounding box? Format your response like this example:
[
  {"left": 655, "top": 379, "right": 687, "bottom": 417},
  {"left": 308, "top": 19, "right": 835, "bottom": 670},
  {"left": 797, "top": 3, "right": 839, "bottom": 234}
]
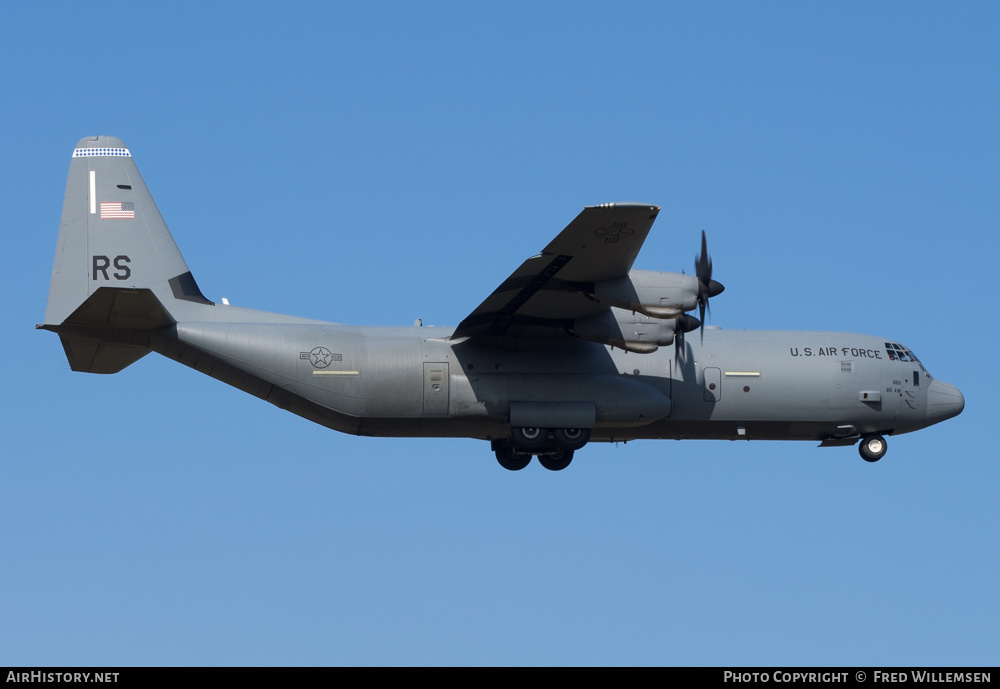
[{"left": 92, "top": 255, "right": 132, "bottom": 281}]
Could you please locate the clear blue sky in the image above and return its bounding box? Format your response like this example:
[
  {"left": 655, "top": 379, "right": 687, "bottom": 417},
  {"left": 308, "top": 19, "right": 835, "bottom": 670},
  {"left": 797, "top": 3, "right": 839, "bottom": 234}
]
[{"left": 2, "top": 1, "right": 996, "bottom": 666}]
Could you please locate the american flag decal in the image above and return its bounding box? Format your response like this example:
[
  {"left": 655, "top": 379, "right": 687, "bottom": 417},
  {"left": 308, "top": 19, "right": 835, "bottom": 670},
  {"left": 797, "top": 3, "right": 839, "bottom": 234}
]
[{"left": 100, "top": 201, "right": 135, "bottom": 219}]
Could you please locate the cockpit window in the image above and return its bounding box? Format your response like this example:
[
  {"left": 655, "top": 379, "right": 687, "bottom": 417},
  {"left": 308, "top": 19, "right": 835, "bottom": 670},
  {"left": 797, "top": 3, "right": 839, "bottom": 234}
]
[
  {"left": 885, "top": 342, "right": 929, "bottom": 374},
  {"left": 885, "top": 342, "right": 920, "bottom": 363}
]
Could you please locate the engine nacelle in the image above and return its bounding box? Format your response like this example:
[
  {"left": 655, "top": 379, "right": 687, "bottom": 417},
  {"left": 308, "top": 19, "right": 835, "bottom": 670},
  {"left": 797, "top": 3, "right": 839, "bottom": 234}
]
[
  {"left": 592, "top": 270, "right": 701, "bottom": 319},
  {"left": 569, "top": 309, "right": 700, "bottom": 353}
]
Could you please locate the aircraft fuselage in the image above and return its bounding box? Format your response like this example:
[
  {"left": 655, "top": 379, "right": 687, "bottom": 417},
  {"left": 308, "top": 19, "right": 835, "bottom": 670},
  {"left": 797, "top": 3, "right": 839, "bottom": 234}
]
[{"left": 158, "top": 318, "right": 962, "bottom": 445}]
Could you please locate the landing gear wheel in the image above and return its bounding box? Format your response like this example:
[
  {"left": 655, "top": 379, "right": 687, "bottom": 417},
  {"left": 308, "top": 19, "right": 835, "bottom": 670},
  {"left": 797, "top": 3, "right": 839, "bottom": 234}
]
[
  {"left": 511, "top": 427, "right": 549, "bottom": 451},
  {"left": 859, "top": 435, "right": 887, "bottom": 462},
  {"left": 553, "top": 427, "right": 591, "bottom": 451},
  {"left": 537, "top": 448, "right": 574, "bottom": 471},
  {"left": 495, "top": 447, "right": 531, "bottom": 471}
]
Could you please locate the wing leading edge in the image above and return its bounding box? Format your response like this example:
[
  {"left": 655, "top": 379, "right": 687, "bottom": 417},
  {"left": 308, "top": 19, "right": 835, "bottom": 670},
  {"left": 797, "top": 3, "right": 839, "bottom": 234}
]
[{"left": 452, "top": 203, "right": 660, "bottom": 341}]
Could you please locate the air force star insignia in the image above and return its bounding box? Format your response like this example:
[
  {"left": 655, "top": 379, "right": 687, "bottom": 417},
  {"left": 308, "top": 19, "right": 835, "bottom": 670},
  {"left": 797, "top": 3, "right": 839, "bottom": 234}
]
[{"left": 299, "top": 346, "right": 334, "bottom": 368}]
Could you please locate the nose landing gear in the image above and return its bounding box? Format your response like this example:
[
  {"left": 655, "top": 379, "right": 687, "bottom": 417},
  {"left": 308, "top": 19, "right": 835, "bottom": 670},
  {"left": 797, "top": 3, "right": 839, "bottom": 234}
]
[{"left": 859, "top": 434, "right": 887, "bottom": 462}]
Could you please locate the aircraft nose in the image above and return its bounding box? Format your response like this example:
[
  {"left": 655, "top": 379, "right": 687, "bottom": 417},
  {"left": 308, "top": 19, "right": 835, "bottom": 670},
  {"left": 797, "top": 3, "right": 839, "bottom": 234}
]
[{"left": 926, "top": 379, "right": 965, "bottom": 423}]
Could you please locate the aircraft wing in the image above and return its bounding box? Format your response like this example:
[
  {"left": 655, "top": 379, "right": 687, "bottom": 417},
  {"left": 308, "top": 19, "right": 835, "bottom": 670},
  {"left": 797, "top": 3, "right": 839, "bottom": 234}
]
[{"left": 452, "top": 203, "right": 660, "bottom": 340}]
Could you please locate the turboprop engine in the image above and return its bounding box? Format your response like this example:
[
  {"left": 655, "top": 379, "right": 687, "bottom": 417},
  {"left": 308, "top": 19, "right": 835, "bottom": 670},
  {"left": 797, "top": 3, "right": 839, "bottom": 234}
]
[
  {"left": 585, "top": 231, "right": 724, "bottom": 344},
  {"left": 592, "top": 270, "right": 703, "bottom": 319},
  {"left": 569, "top": 309, "right": 702, "bottom": 353}
]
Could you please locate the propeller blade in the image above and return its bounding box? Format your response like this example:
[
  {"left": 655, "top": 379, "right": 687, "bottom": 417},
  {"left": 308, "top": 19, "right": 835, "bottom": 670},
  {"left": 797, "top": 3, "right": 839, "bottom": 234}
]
[
  {"left": 674, "top": 314, "right": 700, "bottom": 362},
  {"left": 696, "top": 230, "right": 712, "bottom": 284},
  {"left": 695, "top": 230, "right": 715, "bottom": 342},
  {"left": 699, "top": 299, "right": 706, "bottom": 343}
]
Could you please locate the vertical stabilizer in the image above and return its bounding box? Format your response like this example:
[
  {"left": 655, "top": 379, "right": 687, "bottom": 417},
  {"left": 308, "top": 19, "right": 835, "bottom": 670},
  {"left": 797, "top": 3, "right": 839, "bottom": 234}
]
[
  {"left": 44, "top": 136, "right": 212, "bottom": 328},
  {"left": 42, "top": 136, "right": 214, "bottom": 372}
]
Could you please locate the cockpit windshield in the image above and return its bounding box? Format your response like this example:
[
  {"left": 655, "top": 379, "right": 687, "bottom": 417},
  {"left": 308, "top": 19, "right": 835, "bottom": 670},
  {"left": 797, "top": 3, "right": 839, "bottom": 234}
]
[{"left": 885, "top": 342, "right": 928, "bottom": 373}]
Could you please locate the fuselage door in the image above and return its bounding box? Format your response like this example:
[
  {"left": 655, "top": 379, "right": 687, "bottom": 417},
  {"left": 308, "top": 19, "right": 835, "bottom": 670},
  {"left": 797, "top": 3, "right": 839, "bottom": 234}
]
[{"left": 423, "top": 362, "right": 450, "bottom": 416}]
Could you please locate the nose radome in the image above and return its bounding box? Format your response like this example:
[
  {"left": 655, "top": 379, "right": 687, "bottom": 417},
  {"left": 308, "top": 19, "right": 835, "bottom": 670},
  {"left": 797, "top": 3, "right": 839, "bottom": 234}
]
[{"left": 927, "top": 379, "right": 965, "bottom": 422}]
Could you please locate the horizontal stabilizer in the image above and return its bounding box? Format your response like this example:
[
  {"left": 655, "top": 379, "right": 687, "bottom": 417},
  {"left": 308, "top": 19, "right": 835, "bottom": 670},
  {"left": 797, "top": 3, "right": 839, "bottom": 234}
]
[
  {"left": 62, "top": 287, "right": 174, "bottom": 331},
  {"left": 58, "top": 336, "right": 150, "bottom": 374},
  {"left": 39, "top": 288, "right": 175, "bottom": 374}
]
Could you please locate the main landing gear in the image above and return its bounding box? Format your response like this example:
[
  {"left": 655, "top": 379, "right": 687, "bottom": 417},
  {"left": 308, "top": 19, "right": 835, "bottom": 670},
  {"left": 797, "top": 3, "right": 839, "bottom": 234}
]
[
  {"left": 859, "top": 434, "right": 888, "bottom": 462},
  {"left": 494, "top": 445, "right": 532, "bottom": 471},
  {"left": 494, "top": 427, "right": 591, "bottom": 471}
]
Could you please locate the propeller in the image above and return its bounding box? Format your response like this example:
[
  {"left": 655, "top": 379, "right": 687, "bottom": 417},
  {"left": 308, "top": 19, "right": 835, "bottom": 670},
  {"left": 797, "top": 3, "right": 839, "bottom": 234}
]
[
  {"left": 694, "top": 230, "right": 725, "bottom": 341},
  {"left": 673, "top": 313, "right": 701, "bottom": 364}
]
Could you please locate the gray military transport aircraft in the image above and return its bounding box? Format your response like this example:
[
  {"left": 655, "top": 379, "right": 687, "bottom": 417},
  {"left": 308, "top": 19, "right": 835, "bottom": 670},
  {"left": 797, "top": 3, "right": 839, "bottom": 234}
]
[{"left": 40, "top": 136, "right": 965, "bottom": 471}]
